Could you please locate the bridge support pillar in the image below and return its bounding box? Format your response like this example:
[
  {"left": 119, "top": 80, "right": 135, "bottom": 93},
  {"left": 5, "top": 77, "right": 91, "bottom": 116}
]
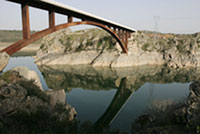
[
  {"left": 128, "top": 32, "right": 131, "bottom": 38},
  {"left": 125, "top": 31, "right": 128, "bottom": 50},
  {"left": 49, "top": 11, "right": 55, "bottom": 28},
  {"left": 117, "top": 29, "right": 121, "bottom": 39},
  {"left": 113, "top": 27, "right": 116, "bottom": 33},
  {"left": 21, "top": 4, "right": 30, "bottom": 39},
  {"left": 68, "top": 16, "right": 73, "bottom": 23},
  {"left": 122, "top": 30, "right": 125, "bottom": 43}
]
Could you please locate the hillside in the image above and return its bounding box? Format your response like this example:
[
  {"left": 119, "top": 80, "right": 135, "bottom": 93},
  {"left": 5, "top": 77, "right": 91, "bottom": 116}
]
[{"left": 0, "top": 30, "right": 41, "bottom": 43}]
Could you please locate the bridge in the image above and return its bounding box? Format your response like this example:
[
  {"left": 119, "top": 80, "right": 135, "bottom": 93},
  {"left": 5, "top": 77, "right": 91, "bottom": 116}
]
[{"left": 1, "top": 0, "right": 136, "bottom": 55}]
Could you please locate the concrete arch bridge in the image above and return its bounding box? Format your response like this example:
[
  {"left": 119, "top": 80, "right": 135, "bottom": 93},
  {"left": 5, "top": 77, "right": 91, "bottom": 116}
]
[{"left": 1, "top": 0, "right": 136, "bottom": 55}]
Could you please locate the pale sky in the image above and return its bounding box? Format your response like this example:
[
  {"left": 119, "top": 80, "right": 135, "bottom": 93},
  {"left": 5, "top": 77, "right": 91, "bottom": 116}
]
[{"left": 0, "top": 0, "right": 200, "bottom": 33}]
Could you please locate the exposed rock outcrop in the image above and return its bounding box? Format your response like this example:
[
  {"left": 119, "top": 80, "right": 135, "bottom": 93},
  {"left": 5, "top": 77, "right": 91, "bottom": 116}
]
[
  {"left": 11, "top": 66, "right": 43, "bottom": 90},
  {"left": 0, "top": 52, "right": 9, "bottom": 71},
  {"left": 187, "top": 81, "right": 200, "bottom": 125},
  {"left": 0, "top": 69, "right": 77, "bottom": 134},
  {"left": 34, "top": 28, "right": 200, "bottom": 68}
]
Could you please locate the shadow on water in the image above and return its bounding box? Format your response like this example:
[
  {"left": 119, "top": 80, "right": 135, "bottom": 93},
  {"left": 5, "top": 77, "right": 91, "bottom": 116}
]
[{"left": 38, "top": 65, "right": 200, "bottom": 133}]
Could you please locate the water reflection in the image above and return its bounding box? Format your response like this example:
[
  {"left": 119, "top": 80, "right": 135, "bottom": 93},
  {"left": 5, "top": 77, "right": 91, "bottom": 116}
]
[
  {"left": 3, "top": 57, "right": 199, "bottom": 133},
  {"left": 39, "top": 65, "right": 200, "bottom": 91},
  {"left": 38, "top": 65, "right": 198, "bottom": 132}
]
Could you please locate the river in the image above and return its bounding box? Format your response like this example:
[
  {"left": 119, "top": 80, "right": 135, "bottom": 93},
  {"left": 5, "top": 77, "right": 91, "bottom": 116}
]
[{"left": 3, "top": 56, "right": 190, "bottom": 133}]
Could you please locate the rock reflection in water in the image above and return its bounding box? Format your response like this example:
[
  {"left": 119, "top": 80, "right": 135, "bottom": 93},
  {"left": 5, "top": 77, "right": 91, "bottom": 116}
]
[
  {"left": 39, "top": 65, "right": 200, "bottom": 92},
  {"left": 38, "top": 65, "right": 200, "bottom": 132}
]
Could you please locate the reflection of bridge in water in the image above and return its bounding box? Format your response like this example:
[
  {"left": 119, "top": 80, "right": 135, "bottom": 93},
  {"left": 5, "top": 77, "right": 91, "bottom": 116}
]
[
  {"left": 95, "top": 77, "right": 134, "bottom": 126},
  {"left": 95, "top": 81, "right": 156, "bottom": 127},
  {"left": 39, "top": 65, "right": 195, "bottom": 128},
  {"left": 40, "top": 66, "right": 136, "bottom": 127}
]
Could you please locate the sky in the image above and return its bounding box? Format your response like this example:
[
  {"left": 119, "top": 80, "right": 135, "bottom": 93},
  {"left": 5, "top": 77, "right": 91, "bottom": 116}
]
[{"left": 0, "top": 0, "right": 200, "bottom": 33}]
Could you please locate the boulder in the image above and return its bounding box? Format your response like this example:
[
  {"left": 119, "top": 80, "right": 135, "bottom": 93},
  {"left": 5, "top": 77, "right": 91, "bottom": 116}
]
[
  {"left": 46, "top": 89, "right": 66, "bottom": 106},
  {"left": 0, "top": 52, "right": 9, "bottom": 71},
  {"left": 46, "top": 89, "right": 77, "bottom": 120},
  {"left": 65, "top": 104, "right": 77, "bottom": 121},
  {"left": 11, "top": 66, "right": 43, "bottom": 90}
]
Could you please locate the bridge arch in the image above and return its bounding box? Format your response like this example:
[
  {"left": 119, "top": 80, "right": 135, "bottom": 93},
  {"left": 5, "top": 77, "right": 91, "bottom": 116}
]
[{"left": 1, "top": 21, "right": 128, "bottom": 55}]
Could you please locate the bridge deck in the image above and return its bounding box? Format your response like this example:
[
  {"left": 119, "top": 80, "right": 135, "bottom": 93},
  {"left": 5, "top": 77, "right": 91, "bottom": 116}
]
[{"left": 7, "top": 0, "right": 136, "bottom": 32}]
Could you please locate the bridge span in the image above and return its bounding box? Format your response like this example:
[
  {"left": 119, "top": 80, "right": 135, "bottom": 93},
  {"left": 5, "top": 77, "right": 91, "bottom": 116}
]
[{"left": 1, "top": 0, "right": 136, "bottom": 55}]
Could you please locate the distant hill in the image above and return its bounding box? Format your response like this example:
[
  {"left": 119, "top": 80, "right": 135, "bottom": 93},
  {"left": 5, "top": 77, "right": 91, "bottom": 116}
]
[{"left": 0, "top": 30, "right": 40, "bottom": 43}]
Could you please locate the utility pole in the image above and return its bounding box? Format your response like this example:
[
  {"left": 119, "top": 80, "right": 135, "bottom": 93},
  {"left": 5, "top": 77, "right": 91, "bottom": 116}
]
[
  {"left": 153, "top": 16, "right": 160, "bottom": 45},
  {"left": 154, "top": 16, "right": 160, "bottom": 32}
]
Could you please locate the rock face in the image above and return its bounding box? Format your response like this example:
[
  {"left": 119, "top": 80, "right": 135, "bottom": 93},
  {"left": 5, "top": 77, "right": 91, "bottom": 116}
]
[
  {"left": 34, "top": 28, "right": 200, "bottom": 68},
  {"left": 34, "top": 29, "right": 165, "bottom": 67},
  {"left": 0, "top": 69, "right": 77, "bottom": 133},
  {"left": 0, "top": 52, "right": 9, "bottom": 71},
  {"left": 187, "top": 81, "right": 200, "bottom": 125},
  {"left": 12, "top": 66, "right": 43, "bottom": 90}
]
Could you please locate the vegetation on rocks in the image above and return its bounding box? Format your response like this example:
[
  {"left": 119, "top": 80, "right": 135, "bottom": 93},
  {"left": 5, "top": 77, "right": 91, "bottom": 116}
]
[
  {"left": 35, "top": 27, "right": 200, "bottom": 68},
  {"left": 132, "top": 31, "right": 200, "bottom": 68},
  {"left": 133, "top": 31, "right": 200, "bottom": 54},
  {"left": 38, "top": 28, "right": 117, "bottom": 56}
]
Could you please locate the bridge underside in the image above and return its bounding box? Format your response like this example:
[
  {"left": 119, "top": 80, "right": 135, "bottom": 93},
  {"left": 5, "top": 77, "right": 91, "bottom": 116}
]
[{"left": 1, "top": 0, "right": 135, "bottom": 55}]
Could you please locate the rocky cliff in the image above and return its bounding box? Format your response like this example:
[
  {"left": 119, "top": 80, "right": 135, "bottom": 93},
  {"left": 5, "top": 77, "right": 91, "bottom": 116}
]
[{"left": 34, "top": 28, "right": 200, "bottom": 68}]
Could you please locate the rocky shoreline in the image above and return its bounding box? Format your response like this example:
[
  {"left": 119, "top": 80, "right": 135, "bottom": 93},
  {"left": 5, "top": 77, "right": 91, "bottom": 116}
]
[{"left": 0, "top": 67, "right": 77, "bottom": 134}]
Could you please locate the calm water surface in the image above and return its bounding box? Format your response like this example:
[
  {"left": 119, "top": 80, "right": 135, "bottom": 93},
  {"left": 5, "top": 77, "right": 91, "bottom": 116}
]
[{"left": 4, "top": 56, "right": 190, "bottom": 133}]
